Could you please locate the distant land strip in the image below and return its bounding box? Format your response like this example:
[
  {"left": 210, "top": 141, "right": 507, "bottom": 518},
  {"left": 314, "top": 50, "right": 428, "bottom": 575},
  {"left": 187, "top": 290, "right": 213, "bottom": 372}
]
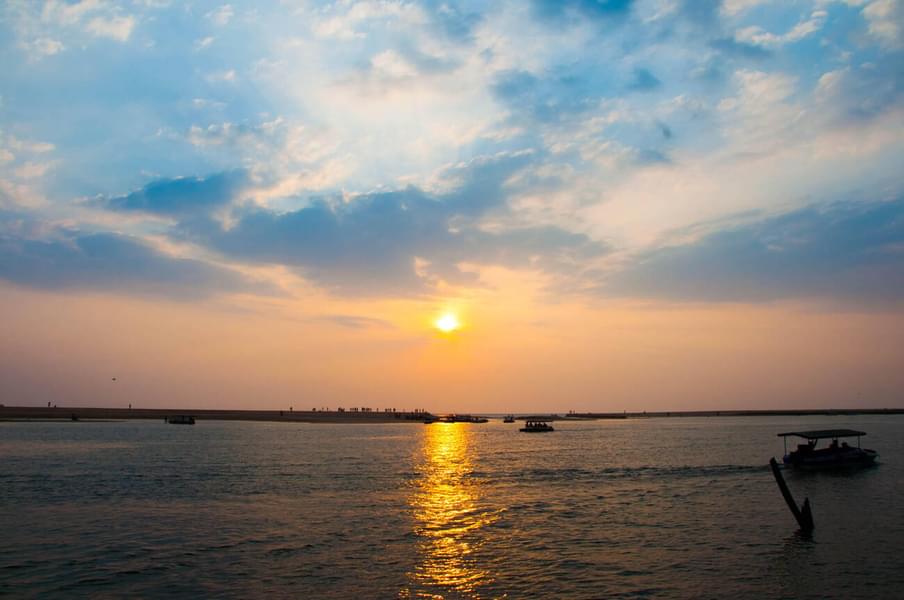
[
  {"left": 0, "top": 406, "right": 431, "bottom": 423},
  {"left": 563, "top": 408, "right": 904, "bottom": 419},
  {"left": 1, "top": 405, "right": 903, "bottom": 423}
]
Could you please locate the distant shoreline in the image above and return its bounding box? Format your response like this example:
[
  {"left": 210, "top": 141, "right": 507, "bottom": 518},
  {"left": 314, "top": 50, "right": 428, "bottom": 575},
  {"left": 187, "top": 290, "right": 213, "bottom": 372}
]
[
  {"left": 562, "top": 408, "right": 904, "bottom": 420},
  {"left": 1, "top": 405, "right": 902, "bottom": 424},
  {"left": 0, "top": 406, "right": 430, "bottom": 423}
]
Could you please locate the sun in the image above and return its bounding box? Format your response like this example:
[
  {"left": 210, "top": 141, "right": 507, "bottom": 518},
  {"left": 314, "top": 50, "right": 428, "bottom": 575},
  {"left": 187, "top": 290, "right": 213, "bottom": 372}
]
[{"left": 434, "top": 313, "right": 460, "bottom": 333}]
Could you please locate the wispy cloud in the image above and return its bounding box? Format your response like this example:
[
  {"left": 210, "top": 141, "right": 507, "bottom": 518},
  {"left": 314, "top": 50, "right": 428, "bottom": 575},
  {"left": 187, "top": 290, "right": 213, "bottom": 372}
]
[
  {"left": 313, "top": 314, "right": 396, "bottom": 329},
  {"left": 84, "top": 15, "right": 135, "bottom": 41},
  {"left": 735, "top": 10, "right": 826, "bottom": 47},
  {"left": 205, "top": 4, "right": 234, "bottom": 27},
  {"left": 205, "top": 69, "right": 237, "bottom": 83}
]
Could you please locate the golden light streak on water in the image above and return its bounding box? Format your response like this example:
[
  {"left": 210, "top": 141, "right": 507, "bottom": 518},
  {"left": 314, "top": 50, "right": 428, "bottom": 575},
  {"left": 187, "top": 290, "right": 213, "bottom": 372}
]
[{"left": 406, "top": 423, "right": 498, "bottom": 597}]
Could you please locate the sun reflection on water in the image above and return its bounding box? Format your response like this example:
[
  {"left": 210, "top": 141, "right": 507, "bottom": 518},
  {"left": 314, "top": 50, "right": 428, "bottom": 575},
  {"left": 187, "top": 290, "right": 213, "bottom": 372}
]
[{"left": 405, "top": 423, "right": 498, "bottom": 598}]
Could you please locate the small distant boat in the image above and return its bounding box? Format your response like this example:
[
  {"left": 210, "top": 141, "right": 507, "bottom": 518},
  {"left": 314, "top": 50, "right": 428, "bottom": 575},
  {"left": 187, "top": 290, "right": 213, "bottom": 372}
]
[
  {"left": 778, "top": 429, "right": 877, "bottom": 469},
  {"left": 166, "top": 415, "right": 196, "bottom": 425},
  {"left": 503, "top": 415, "right": 515, "bottom": 423},
  {"left": 520, "top": 420, "right": 554, "bottom": 433}
]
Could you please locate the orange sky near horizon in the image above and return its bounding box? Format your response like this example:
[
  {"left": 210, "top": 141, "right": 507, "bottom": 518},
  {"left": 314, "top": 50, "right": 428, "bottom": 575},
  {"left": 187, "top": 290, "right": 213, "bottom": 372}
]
[{"left": 3, "top": 281, "right": 902, "bottom": 413}]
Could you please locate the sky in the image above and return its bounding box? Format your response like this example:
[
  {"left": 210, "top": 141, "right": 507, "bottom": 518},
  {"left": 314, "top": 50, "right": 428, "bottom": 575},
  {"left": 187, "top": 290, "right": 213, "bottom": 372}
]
[{"left": 1, "top": 0, "right": 903, "bottom": 412}]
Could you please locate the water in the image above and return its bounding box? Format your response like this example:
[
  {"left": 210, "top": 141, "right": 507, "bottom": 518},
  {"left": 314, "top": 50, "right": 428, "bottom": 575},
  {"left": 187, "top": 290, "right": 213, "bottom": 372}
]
[{"left": 2, "top": 416, "right": 903, "bottom": 598}]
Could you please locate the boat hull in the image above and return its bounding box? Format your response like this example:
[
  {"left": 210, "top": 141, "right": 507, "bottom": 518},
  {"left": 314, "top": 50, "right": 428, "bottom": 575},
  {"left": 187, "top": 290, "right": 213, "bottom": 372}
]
[
  {"left": 166, "top": 416, "right": 195, "bottom": 425},
  {"left": 783, "top": 448, "right": 878, "bottom": 469}
]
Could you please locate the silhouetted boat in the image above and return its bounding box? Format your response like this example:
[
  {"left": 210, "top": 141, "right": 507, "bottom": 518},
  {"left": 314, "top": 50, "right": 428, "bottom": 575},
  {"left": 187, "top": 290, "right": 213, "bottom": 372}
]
[
  {"left": 431, "top": 414, "right": 488, "bottom": 424},
  {"left": 503, "top": 415, "right": 515, "bottom": 423},
  {"left": 520, "top": 420, "right": 554, "bottom": 433},
  {"left": 778, "top": 429, "right": 877, "bottom": 469},
  {"left": 166, "top": 415, "right": 195, "bottom": 425}
]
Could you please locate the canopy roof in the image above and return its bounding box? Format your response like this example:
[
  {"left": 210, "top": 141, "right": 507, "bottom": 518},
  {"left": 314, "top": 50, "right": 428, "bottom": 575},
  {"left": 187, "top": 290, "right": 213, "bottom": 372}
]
[{"left": 777, "top": 429, "right": 866, "bottom": 439}]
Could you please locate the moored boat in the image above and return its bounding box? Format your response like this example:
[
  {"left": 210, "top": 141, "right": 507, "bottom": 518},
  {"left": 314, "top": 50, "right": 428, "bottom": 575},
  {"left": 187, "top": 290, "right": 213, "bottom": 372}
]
[
  {"left": 503, "top": 415, "right": 515, "bottom": 423},
  {"left": 778, "top": 429, "right": 877, "bottom": 469},
  {"left": 166, "top": 415, "right": 196, "bottom": 425}
]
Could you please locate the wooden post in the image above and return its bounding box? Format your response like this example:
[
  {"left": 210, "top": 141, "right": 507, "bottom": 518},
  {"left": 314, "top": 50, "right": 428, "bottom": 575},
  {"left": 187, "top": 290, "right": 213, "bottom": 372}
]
[{"left": 770, "top": 457, "right": 814, "bottom": 533}]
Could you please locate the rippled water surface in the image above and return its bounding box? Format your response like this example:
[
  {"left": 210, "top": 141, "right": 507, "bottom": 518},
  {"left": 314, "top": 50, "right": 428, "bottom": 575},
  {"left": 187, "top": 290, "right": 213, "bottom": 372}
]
[{"left": 3, "top": 416, "right": 904, "bottom": 598}]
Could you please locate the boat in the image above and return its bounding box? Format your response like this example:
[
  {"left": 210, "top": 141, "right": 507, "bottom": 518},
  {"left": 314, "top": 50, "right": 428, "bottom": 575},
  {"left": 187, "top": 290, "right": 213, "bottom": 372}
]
[
  {"left": 432, "top": 414, "right": 489, "bottom": 424},
  {"left": 452, "top": 414, "right": 488, "bottom": 423},
  {"left": 166, "top": 415, "right": 196, "bottom": 425},
  {"left": 503, "top": 415, "right": 515, "bottom": 423},
  {"left": 520, "top": 420, "right": 554, "bottom": 433},
  {"left": 778, "top": 429, "right": 878, "bottom": 469}
]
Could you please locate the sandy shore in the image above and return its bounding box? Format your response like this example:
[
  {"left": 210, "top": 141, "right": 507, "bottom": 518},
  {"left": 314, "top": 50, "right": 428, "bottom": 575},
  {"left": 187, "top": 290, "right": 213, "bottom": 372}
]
[{"left": 0, "top": 405, "right": 432, "bottom": 423}]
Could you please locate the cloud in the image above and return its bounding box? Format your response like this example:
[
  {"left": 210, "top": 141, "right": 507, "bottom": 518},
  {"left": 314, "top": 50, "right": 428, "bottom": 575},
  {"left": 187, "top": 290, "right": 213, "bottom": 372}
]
[
  {"left": 735, "top": 10, "right": 826, "bottom": 48},
  {"left": 814, "top": 57, "right": 904, "bottom": 123},
  {"left": 101, "top": 153, "right": 606, "bottom": 296},
  {"left": 206, "top": 4, "right": 234, "bottom": 27},
  {"left": 187, "top": 121, "right": 281, "bottom": 148},
  {"left": 863, "top": 0, "right": 904, "bottom": 49},
  {"left": 428, "top": 2, "right": 482, "bottom": 41},
  {"left": 84, "top": 15, "right": 135, "bottom": 41},
  {"left": 311, "top": 1, "right": 427, "bottom": 40},
  {"left": 721, "top": 0, "right": 770, "bottom": 17},
  {"left": 103, "top": 171, "right": 249, "bottom": 216},
  {"left": 3, "top": 0, "right": 901, "bottom": 309},
  {"left": 628, "top": 67, "right": 662, "bottom": 92},
  {"left": 709, "top": 37, "right": 772, "bottom": 60},
  {"left": 0, "top": 217, "right": 264, "bottom": 300},
  {"left": 9, "top": 0, "right": 137, "bottom": 56},
  {"left": 29, "top": 37, "right": 64, "bottom": 57},
  {"left": 195, "top": 36, "right": 215, "bottom": 50},
  {"left": 313, "top": 314, "right": 396, "bottom": 329},
  {"left": 40, "top": 0, "right": 106, "bottom": 27},
  {"left": 491, "top": 66, "right": 612, "bottom": 123},
  {"left": 183, "top": 118, "right": 345, "bottom": 199},
  {"left": 205, "top": 69, "right": 237, "bottom": 83},
  {"left": 190, "top": 189, "right": 604, "bottom": 295},
  {"left": 13, "top": 162, "right": 53, "bottom": 179},
  {"left": 605, "top": 198, "right": 904, "bottom": 305},
  {"left": 7, "top": 136, "right": 55, "bottom": 154}
]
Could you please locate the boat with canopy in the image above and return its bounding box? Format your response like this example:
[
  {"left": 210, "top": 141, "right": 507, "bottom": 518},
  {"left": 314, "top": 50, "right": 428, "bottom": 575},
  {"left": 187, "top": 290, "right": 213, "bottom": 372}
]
[{"left": 778, "top": 429, "right": 878, "bottom": 469}]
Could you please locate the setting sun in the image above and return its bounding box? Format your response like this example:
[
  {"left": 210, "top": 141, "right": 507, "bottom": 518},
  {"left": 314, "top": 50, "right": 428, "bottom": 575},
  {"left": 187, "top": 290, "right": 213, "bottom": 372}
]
[{"left": 435, "top": 313, "right": 461, "bottom": 333}]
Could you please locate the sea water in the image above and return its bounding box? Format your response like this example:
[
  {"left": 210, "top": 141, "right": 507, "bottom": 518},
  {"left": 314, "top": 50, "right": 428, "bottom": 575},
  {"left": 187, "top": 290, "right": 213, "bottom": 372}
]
[{"left": 2, "top": 416, "right": 903, "bottom": 598}]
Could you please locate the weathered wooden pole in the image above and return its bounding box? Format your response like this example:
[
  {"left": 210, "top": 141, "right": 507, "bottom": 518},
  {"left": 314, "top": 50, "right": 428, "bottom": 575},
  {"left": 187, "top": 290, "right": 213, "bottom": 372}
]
[{"left": 770, "top": 457, "right": 814, "bottom": 533}]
